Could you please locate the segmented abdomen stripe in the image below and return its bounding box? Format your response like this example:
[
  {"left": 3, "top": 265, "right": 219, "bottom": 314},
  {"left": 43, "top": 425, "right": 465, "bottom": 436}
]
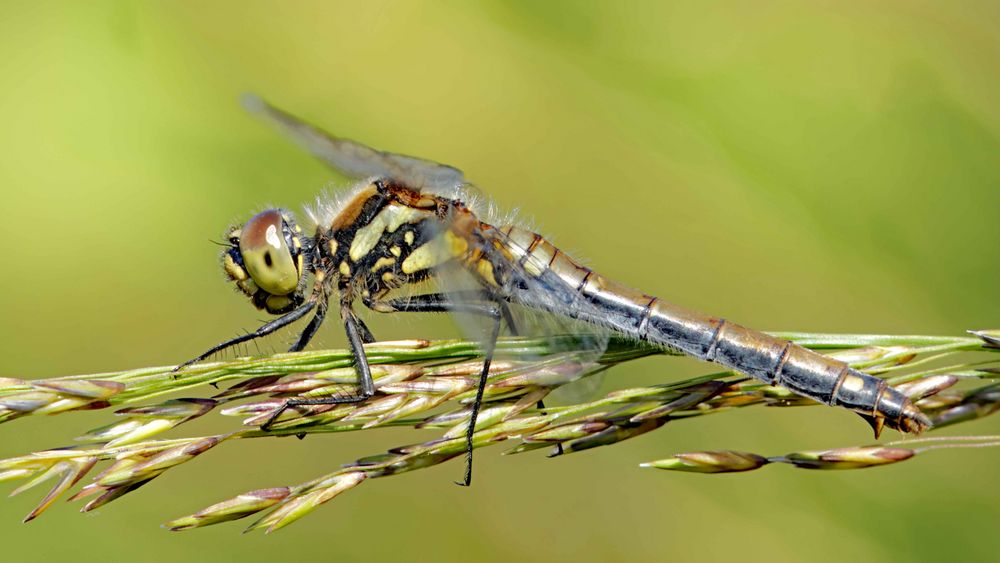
[
  {"left": 636, "top": 296, "right": 658, "bottom": 335},
  {"left": 518, "top": 233, "right": 543, "bottom": 268},
  {"left": 771, "top": 341, "right": 793, "bottom": 388},
  {"left": 703, "top": 318, "right": 727, "bottom": 361},
  {"left": 489, "top": 224, "right": 916, "bottom": 429}
]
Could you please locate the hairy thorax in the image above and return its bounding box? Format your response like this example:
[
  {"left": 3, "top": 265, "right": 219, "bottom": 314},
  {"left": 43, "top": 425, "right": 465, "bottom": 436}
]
[{"left": 318, "top": 180, "right": 488, "bottom": 301}]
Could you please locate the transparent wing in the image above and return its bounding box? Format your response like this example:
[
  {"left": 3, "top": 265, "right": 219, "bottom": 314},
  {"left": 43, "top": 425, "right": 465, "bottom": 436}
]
[
  {"left": 485, "top": 228, "right": 611, "bottom": 404},
  {"left": 420, "top": 219, "right": 610, "bottom": 406},
  {"left": 241, "top": 94, "right": 466, "bottom": 190},
  {"left": 500, "top": 301, "right": 611, "bottom": 406}
]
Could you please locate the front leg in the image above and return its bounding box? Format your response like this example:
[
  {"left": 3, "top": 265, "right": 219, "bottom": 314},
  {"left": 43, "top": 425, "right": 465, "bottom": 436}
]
[
  {"left": 355, "top": 316, "right": 377, "bottom": 344},
  {"left": 363, "top": 291, "right": 517, "bottom": 334},
  {"left": 260, "top": 300, "right": 376, "bottom": 430},
  {"left": 174, "top": 299, "right": 317, "bottom": 372},
  {"left": 288, "top": 300, "right": 328, "bottom": 352}
]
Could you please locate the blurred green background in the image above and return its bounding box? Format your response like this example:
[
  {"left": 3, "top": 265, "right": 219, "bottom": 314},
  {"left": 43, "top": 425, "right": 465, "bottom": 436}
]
[{"left": 1, "top": 1, "right": 998, "bottom": 561}]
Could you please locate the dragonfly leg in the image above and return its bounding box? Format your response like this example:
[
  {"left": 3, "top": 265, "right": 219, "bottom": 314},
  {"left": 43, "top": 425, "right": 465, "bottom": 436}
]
[
  {"left": 499, "top": 302, "right": 518, "bottom": 336},
  {"left": 364, "top": 290, "right": 517, "bottom": 335},
  {"left": 461, "top": 306, "right": 501, "bottom": 486},
  {"left": 355, "top": 316, "right": 376, "bottom": 344},
  {"left": 173, "top": 300, "right": 317, "bottom": 372},
  {"left": 260, "top": 302, "right": 375, "bottom": 431},
  {"left": 532, "top": 390, "right": 562, "bottom": 455},
  {"left": 363, "top": 292, "right": 502, "bottom": 486},
  {"left": 362, "top": 288, "right": 504, "bottom": 327},
  {"left": 288, "top": 300, "right": 328, "bottom": 352},
  {"left": 490, "top": 301, "right": 554, "bottom": 429},
  {"left": 497, "top": 301, "right": 551, "bottom": 420}
]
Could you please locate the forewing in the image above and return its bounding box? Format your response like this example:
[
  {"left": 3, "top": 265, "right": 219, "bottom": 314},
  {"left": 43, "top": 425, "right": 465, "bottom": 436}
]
[
  {"left": 423, "top": 218, "right": 611, "bottom": 404},
  {"left": 241, "top": 94, "right": 466, "bottom": 190},
  {"left": 490, "top": 230, "right": 611, "bottom": 403}
]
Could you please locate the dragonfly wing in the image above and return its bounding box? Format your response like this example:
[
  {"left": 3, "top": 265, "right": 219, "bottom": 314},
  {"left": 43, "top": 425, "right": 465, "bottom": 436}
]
[
  {"left": 419, "top": 217, "right": 611, "bottom": 404},
  {"left": 241, "top": 94, "right": 466, "bottom": 190},
  {"left": 503, "top": 302, "right": 611, "bottom": 405},
  {"left": 487, "top": 229, "right": 612, "bottom": 403}
]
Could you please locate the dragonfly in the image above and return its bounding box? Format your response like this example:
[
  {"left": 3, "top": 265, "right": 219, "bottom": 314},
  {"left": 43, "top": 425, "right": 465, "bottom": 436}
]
[{"left": 179, "top": 95, "right": 931, "bottom": 486}]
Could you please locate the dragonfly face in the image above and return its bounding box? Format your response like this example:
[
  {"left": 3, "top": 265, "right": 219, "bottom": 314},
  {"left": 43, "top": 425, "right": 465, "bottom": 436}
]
[{"left": 222, "top": 208, "right": 308, "bottom": 314}]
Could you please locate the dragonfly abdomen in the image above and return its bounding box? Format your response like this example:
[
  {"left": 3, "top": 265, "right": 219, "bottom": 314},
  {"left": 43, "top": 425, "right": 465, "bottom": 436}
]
[
  {"left": 693, "top": 319, "right": 914, "bottom": 426},
  {"left": 494, "top": 225, "right": 929, "bottom": 435}
]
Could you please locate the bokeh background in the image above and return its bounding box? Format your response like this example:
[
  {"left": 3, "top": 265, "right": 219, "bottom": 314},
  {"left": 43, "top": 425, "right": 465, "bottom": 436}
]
[{"left": 1, "top": 1, "right": 998, "bottom": 561}]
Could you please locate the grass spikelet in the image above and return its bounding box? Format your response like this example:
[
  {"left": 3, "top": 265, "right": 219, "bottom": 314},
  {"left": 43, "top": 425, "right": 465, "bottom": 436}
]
[{"left": 0, "top": 331, "right": 995, "bottom": 532}]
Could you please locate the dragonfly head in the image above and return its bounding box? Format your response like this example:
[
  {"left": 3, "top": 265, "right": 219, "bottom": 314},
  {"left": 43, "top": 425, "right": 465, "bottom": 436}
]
[{"left": 221, "top": 208, "right": 307, "bottom": 314}]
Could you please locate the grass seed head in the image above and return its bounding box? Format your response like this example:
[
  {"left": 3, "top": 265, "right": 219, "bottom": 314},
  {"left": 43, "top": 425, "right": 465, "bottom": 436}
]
[{"left": 640, "top": 450, "right": 770, "bottom": 473}]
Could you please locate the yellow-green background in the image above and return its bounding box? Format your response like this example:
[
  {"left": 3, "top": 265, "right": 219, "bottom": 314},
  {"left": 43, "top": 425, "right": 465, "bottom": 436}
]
[{"left": 1, "top": 2, "right": 997, "bottom": 561}]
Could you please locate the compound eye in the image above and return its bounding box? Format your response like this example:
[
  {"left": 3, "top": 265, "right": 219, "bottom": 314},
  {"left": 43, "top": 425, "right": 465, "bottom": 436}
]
[{"left": 238, "top": 209, "right": 300, "bottom": 296}]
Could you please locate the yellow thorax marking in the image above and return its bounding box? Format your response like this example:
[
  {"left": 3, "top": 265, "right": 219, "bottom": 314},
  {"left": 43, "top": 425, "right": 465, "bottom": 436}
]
[
  {"left": 401, "top": 231, "right": 469, "bottom": 274},
  {"left": 476, "top": 258, "right": 498, "bottom": 286},
  {"left": 349, "top": 205, "right": 425, "bottom": 262},
  {"left": 373, "top": 256, "right": 396, "bottom": 271}
]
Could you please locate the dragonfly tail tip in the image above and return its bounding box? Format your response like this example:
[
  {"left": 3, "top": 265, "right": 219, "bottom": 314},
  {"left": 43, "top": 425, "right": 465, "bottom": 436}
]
[{"left": 858, "top": 413, "right": 885, "bottom": 439}]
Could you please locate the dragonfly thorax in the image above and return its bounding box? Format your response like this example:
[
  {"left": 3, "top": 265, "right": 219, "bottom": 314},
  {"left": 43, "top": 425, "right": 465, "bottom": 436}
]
[{"left": 320, "top": 179, "right": 482, "bottom": 300}]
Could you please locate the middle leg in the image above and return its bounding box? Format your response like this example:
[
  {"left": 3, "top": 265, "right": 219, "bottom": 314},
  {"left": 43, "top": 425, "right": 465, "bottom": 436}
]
[
  {"left": 363, "top": 292, "right": 503, "bottom": 486},
  {"left": 260, "top": 302, "right": 376, "bottom": 430}
]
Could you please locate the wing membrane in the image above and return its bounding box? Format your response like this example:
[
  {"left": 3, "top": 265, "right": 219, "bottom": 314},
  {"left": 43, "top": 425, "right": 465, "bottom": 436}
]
[
  {"left": 418, "top": 218, "right": 610, "bottom": 405},
  {"left": 489, "top": 228, "right": 611, "bottom": 402},
  {"left": 242, "top": 94, "right": 466, "bottom": 190}
]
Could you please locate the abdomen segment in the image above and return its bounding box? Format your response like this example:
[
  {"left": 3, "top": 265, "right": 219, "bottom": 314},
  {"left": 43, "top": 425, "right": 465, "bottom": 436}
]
[{"left": 492, "top": 225, "right": 930, "bottom": 435}]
